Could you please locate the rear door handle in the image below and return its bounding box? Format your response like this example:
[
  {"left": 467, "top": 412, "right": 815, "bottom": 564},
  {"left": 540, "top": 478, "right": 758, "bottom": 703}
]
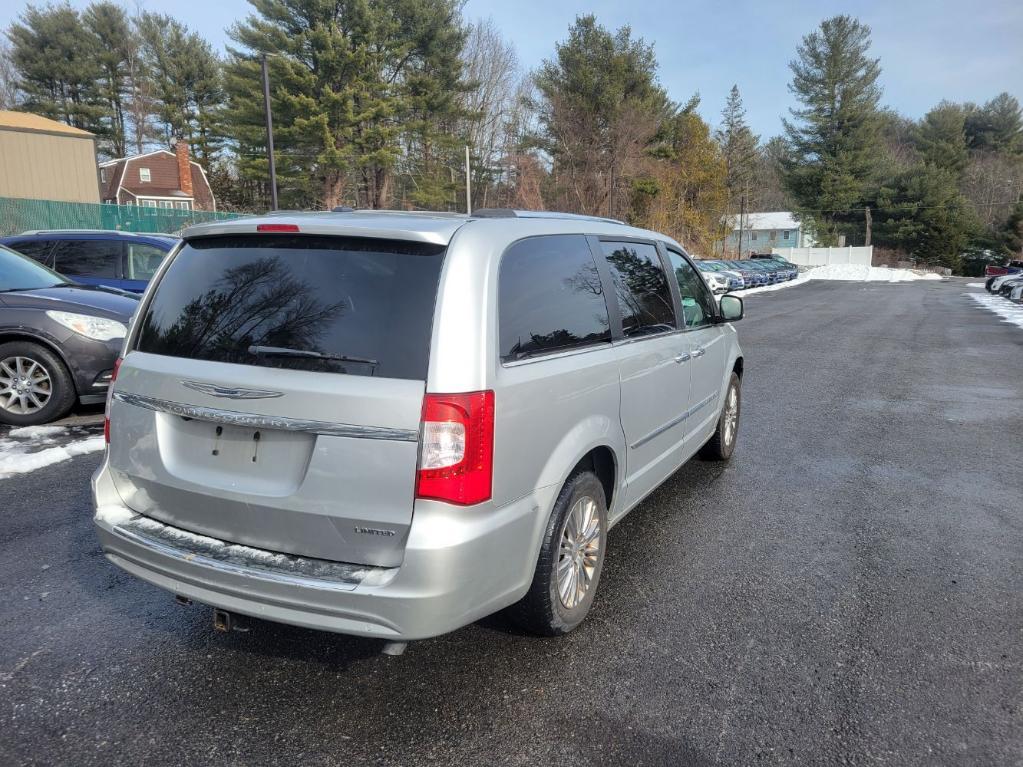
[
  {"left": 692, "top": 348, "right": 706, "bottom": 358},
  {"left": 674, "top": 352, "right": 691, "bottom": 364}
]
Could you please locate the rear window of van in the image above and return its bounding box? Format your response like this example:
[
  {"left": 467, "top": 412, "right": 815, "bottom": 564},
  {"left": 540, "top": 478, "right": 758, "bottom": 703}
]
[{"left": 134, "top": 234, "right": 445, "bottom": 380}]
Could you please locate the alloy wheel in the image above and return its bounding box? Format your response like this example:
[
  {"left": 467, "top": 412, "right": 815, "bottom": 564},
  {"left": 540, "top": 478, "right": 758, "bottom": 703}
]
[
  {"left": 723, "top": 383, "right": 739, "bottom": 447},
  {"left": 0, "top": 356, "right": 53, "bottom": 415},
  {"left": 556, "top": 495, "right": 602, "bottom": 609}
]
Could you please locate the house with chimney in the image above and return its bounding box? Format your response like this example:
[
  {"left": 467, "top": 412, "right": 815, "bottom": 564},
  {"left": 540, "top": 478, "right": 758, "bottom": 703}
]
[{"left": 99, "top": 139, "right": 215, "bottom": 211}]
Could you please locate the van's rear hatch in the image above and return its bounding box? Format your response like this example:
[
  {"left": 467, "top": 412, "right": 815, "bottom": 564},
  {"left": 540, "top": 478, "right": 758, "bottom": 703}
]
[{"left": 107, "top": 234, "right": 445, "bottom": 567}]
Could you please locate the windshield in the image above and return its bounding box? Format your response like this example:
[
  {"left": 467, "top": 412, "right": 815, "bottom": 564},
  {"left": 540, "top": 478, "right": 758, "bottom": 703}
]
[
  {"left": 134, "top": 234, "right": 445, "bottom": 380},
  {"left": 0, "top": 244, "right": 70, "bottom": 291}
]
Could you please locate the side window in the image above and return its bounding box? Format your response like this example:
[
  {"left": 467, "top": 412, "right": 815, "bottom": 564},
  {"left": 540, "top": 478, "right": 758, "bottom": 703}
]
[
  {"left": 499, "top": 235, "right": 612, "bottom": 362},
  {"left": 600, "top": 241, "right": 676, "bottom": 337},
  {"left": 126, "top": 243, "right": 167, "bottom": 280},
  {"left": 51, "top": 240, "right": 121, "bottom": 278},
  {"left": 665, "top": 250, "right": 716, "bottom": 329},
  {"left": 7, "top": 240, "right": 55, "bottom": 267}
]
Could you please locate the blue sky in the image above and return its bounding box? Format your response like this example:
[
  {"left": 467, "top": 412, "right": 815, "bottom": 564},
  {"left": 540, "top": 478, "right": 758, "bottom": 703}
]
[{"left": 3, "top": 0, "right": 1021, "bottom": 138}]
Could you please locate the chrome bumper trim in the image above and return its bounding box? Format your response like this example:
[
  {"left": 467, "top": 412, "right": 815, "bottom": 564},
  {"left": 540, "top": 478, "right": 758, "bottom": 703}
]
[{"left": 113, "top": 391, "right": 419, "bottom": 442}]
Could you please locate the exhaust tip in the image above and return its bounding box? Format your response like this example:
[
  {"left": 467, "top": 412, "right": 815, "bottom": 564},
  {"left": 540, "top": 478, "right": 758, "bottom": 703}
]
[
  {"left": 212, "top": 608, "right": 250, "bottom": 633},
  {"left": 213, "top": 608, "right": 232, "bottom": 632}
]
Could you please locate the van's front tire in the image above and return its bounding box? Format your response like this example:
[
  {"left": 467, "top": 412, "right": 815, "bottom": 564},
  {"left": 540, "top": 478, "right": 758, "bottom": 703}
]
[
  {"left": 508, "top": 471, "right": 608, "bottom": 636},
  {"left": 701, "top": 371, "right": 741, "bottom": 461}
]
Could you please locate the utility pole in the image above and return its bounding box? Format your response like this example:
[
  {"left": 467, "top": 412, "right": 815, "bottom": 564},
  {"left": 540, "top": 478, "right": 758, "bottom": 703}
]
[
  {"left": 465, "top": 146, "right": 472, "bottom": 215},
  {"left": 261, "top": 53, "right": 279, "bottom": 211},
  {"left": 736, "top": 193, "right": 746, "bottom": 258},
  {"left": 864, "top": 206, "right": 872, "bottom": 247}
]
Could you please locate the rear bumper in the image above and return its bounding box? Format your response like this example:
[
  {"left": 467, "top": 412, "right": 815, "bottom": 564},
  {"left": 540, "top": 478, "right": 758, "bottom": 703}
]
[{"left": 92, "top": 459, "right": 556, "bottom": 641}]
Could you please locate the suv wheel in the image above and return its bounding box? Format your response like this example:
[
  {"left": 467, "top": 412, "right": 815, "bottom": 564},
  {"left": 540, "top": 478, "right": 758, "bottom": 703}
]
[
  {"left": 0, "top": 341, "right": 76, "bottom": 426},
  {"left": 701, "top": 371, "right": 741, "bottom": 461},
  {"left": 508, "top": 471, "right": 608, "bottom": 636}
]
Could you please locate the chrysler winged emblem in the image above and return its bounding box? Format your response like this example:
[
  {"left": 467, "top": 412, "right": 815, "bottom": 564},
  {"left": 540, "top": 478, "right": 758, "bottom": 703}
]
[{"left": 181, "top": 380, "right": 284, "bottom": 400}]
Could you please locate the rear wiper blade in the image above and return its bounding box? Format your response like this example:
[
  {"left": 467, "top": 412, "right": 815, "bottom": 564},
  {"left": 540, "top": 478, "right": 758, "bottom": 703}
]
[{"left": 248, "top": 345, "right": 378, "bottom": 366}]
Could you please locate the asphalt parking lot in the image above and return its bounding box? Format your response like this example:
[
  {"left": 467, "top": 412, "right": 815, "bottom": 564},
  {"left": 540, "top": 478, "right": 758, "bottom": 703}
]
[{"left": 1, "top": 279, "right": 1021, "bottom": 766}]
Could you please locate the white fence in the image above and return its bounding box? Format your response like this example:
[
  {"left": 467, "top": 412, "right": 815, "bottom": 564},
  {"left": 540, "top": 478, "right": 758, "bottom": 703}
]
[{"left": 772, "top": 246, "right": 873, "bottom": 267}]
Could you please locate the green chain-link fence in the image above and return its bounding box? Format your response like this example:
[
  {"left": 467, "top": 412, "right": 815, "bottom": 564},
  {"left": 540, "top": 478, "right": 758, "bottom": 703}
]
[{"left": 0, "top": 197, "right": 248, "bottom": 236}]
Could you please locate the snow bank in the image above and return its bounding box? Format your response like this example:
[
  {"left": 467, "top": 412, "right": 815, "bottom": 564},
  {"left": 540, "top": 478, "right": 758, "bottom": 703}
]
[
  {"left": 967, "top": 292, "right": 1023, "bottom": 331},
  {"left": 739, "top": 263, "right": 943, "bottom": 295},
  {"left": 805, "top": 264, "right": 943, "bottom": 282},
  {"left": 0, "top": 436, "right": 105, "bottom": 479}
]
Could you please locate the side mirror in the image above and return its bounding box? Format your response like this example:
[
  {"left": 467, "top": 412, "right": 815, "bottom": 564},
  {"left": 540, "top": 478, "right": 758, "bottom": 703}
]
[{"left": 718, "top": 294, "right": 744, "bottom": 322}]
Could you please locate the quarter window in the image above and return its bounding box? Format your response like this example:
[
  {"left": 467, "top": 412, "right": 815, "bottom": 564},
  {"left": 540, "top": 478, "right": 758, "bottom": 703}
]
[
  {"left": 499, "top": 235, "right": 612, "bottom": 362},
  {"left": 600, "top": 241, "right": 676, "bottom": 337},
  {"left": 126, "top": 243, "right": 167, "bottom": 280},
  {"left": 50, "top": 240, "right": 120, "bottom": 278},
  {"left": 665, "top": 250, "right": 716, "bottom": 329}
]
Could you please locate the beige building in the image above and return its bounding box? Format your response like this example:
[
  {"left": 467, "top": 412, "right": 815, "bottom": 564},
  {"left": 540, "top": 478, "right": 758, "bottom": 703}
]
[{"left": 0, "top": 111, "right": 101, "bottom": 204}]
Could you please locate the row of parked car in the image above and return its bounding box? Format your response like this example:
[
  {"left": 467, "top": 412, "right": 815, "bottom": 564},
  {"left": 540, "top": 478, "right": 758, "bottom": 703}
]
[
  {"left": 0, "top": 230, "right": 179, "bottom": 425},
  {"left": 984, "top": 260, "right": 1023, "bottom": 303},
  {"left": 694, "top": 254, "right": 800, "bottom": 293}
]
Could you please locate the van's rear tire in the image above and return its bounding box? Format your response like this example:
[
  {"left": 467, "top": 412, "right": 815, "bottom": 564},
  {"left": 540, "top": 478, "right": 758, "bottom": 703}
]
[
  {"left": 507, "top": 471, "right": 607, "bottom": 636},
  {"left": 701, "top": 372, "right": 740, "bottom": 461}
]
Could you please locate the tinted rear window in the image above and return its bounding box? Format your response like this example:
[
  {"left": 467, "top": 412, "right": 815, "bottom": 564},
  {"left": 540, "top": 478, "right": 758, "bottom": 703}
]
[
  {"left": 499, "top": 235, "right": 612, "bottom": 362},
  {"left": 135, "top": 235, "right": 445, "bottom": 380}
]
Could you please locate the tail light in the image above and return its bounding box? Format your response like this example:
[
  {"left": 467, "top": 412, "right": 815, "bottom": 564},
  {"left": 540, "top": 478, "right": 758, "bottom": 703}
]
[
  {"left": 103, "top": 357, "right": 122, "bottom": 445},
  {"left": 416, "top": 391, "right": 495, "bottom": 505}
]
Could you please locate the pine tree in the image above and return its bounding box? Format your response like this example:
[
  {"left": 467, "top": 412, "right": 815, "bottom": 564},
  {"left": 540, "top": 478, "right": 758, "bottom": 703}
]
[
  {"left": 914, "top": 102, "right": 969, "bottom": 176},
  {"left": 82, "top": 2, "right": 134, "bottom": 157},
  {"left": 965, "top": 93, "right": 1023, "bottom": 155},
  {"left": 533, "top": 15, "right": 671, "bottom": 218},
  {"left": 7, "top": 5, "right": 105, "bottom": 132},
  {"left": 715, "top": 85, "right": 758, "bottom": 209},
  {"left": 224, "top": 0, "right": 466, "bottom": 210},
  {"left": 782, "top": 15, "right": 882, "bottom": 245},
  {"left": 875, "top": 164, "right": 977, "bottom": 270},
  {"left": 136, "top": 12, "right": 224, "bottom": 163}
]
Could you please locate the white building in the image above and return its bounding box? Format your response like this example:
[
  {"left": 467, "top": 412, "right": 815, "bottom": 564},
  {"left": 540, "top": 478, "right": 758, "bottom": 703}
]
[{"left": 721, "top": 211, "right": 813, "bottom": 256}]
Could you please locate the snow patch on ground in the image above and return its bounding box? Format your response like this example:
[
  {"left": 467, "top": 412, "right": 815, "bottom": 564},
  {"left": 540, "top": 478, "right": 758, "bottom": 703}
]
[
  {"left": 967, "top": 282, "right": 986, "bottom": 288},
  {"left": 967, "top": 292, "right": 1023, "bottom": 330},
  {"left": 8, "top": 425, "right": 68, "bottom": 439},
  {"left": 739, "top": 264, "right": 944, "bottom": 295},
  {"left": 0, "top": 436, "right": 105, "bottom": 479}
]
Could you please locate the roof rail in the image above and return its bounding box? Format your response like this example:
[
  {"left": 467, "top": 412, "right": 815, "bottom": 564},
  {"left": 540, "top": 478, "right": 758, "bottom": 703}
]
[
  {"left": 471, "top": 209, "right": 627, "bottom": 225},
  {"left": 471, "top": 208, "right": 517, "bottom": 218},
  {"left": 331, "top": 206, "right": 355, "bottom": 213},
  {"left": 16, "top": 228, "right": 154, "bottom": 237}
]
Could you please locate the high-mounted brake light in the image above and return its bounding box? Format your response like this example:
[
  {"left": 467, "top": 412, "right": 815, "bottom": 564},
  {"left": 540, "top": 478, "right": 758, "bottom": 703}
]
[
  {"left": 416, "top": 391, "right": 495, "bottom": 506},
  {"left": 256, "top": 223, "right": 300, "bottom": 232},
  {"left": 103, "top": 357, "right": 122, "bottom": 445}
]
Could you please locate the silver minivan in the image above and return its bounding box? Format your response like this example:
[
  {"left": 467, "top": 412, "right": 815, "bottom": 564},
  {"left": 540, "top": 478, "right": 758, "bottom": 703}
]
[{"left": 93, "top": 209, "right": 744, "bottom": 644}]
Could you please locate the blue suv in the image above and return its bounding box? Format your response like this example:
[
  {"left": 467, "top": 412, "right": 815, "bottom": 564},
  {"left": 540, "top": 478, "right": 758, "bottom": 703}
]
[{"left": 0, "top": 230, "right": 178, "bottom": 293}]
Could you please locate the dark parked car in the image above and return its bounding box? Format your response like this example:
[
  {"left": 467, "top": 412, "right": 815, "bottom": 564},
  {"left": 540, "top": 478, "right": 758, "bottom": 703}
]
[
  {"left": 751, "top": 254, "right": 798, "bottom": 280},
  {"left": 0, "top": 230, "right": 177, "bottom": 293},
  {"left": 743, "top": 259, "right": 784, "bottom": 284},
  {"left": 719, "top": 260, "right": 768, "bottom": 287},
  {"left": 0, "top": 244, "right": 138, "bottom": 425}
]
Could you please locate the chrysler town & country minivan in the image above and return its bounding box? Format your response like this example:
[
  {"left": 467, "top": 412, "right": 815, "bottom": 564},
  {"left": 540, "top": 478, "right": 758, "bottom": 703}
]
[{"left": 93, "top": 209, "right": 744, "bottom": 644}]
